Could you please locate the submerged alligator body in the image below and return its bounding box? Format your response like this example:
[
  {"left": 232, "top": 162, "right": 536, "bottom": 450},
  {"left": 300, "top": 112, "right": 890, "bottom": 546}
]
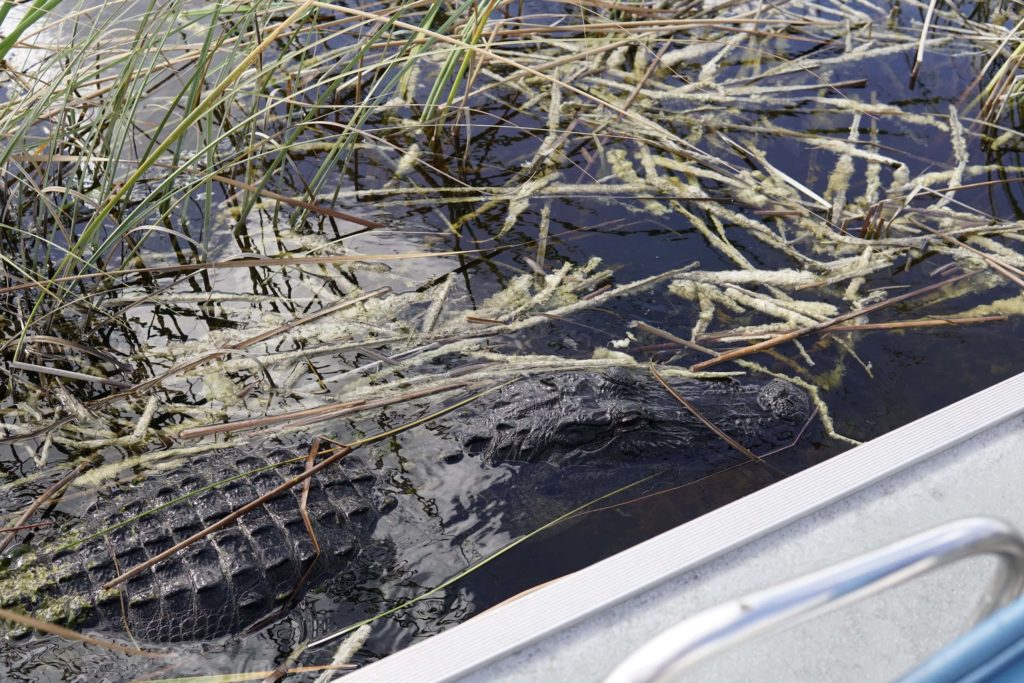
[
  {"left": 0, "top": 368, "right": 809, "bottom": 642},
  {"left": 1, "top": 450, "right": 390, "bottom": 642}
]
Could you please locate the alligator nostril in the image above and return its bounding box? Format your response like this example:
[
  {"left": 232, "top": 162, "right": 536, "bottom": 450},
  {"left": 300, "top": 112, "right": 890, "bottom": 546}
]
[
  {"left": 757, "top": 379, "right": 810, "bottom": 422},
  {"left": 440, "top": 451, "right": 463, "bottom": 464},
  {"left": 464, "top": 436, "right": 490, "bottom": 456}
]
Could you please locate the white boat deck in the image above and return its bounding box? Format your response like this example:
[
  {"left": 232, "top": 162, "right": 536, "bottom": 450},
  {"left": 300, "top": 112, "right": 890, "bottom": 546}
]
[{"left": 342, "top": 372, "right": 1024, "bottom": 682}]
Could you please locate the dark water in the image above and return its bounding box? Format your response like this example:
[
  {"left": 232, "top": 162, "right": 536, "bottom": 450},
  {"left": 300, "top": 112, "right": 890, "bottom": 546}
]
[{"left": 2, "top": 1, "right": 1024, "bottom": 680}]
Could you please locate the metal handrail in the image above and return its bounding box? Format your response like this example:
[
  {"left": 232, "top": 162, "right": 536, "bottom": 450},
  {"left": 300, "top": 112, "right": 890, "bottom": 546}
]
[{"left": 603, "top": 517, "right": 1024, "bottom": 683}]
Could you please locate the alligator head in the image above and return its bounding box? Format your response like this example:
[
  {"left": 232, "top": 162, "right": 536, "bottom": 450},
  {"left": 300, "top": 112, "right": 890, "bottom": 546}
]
[{"left": 452, "top": 367, "right": 810, "bottom": 466}]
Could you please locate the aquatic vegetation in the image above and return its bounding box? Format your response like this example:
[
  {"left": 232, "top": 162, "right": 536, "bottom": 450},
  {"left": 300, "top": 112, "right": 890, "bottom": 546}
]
[{"left": 0, "top": 0, "right": 1022, "bottom": 679}]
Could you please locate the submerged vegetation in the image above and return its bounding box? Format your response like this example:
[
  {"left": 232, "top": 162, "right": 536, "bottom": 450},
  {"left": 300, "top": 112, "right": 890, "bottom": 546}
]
[{"left": 1, "top": 0, "right": 1023, "bottom": 678}]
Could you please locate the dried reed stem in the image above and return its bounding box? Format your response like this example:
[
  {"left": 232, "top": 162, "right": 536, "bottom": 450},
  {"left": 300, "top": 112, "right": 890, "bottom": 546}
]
[{"left": 691, "top": 272, "right": 975, "bottom": 371}]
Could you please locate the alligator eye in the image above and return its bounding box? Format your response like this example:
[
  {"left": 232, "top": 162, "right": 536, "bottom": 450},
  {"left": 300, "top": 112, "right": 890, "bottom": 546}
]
[{"left": 618, "top": 413, "right": 643, "bottom": 428}]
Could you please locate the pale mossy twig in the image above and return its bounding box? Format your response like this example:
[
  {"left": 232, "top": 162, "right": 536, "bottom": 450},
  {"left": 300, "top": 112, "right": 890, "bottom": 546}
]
[
  {"left": 71, "top": 440, "right": 247, "bottom": 492},
  {"left": 735, "top": 360, "right": 858, "bottom": 446},
  {"left": 689, "top": 271, "right": 975, "bottom": 372},
  {"left": 910, "top": 0, "right": 940, "bottom": 85},
  {"left": 421, "top": 273, "right": 455, "bottom": 334},
  {"left": 314, "top": 624, "right": 372, "bottom": 683},
  {"left": 179, "top": 380, "right": 469, "bottom": 439},
  {"left": 826, "top": 315, "right": 1007, "bottom": 332}
]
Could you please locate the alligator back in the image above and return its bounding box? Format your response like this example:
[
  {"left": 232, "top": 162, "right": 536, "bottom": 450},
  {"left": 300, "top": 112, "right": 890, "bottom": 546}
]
[{"left": 1, "top": 449, "right": 384, "bottom": 642}]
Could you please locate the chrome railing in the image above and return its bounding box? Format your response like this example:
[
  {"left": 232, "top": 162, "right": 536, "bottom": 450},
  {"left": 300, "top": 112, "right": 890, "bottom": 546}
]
[{"left": 603, "top": 517, "right": 1024, "bottom": 683}]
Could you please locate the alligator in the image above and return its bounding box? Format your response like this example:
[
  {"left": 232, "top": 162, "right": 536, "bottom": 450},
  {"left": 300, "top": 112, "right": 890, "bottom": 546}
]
[{"left": 0, "top": 367, "right": 809, "bottom": 643}]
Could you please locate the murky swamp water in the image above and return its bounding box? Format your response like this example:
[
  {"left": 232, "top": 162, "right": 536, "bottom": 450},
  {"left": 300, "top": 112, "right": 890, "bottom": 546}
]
[{"left": 1, "top": 0, "right": 1024, "bottom": 680}]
